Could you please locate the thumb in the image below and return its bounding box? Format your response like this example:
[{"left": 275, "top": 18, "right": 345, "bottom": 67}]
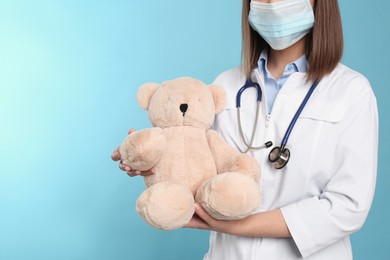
[{"left": 111, "top": 148, "right": 121, "bottom": 161}]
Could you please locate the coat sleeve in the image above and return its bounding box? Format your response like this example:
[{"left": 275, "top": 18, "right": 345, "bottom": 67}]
[{"left": 280, "top": 77, "right": 379, "bottom": 257}]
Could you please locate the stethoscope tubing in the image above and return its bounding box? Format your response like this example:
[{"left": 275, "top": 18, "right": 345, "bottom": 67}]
[
  {"left": 280, "top": 80, "right": 319, "bottom": 146},
  {"left": 236, "top": 79, "right": 262, "bottom": 108},
  {"left": 236, "top": 78, "right": 320, "bottom": 169},
  {"left": 236, "top": 80, "right": 274, "bottom": 153}
]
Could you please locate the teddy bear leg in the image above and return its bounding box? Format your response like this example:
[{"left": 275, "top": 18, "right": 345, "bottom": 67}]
[
  {"left": 195, "top": 172, "right": 260, "bottom": 220},
  {"left": 136, "top": 181, "right": 195, "bottom": 230}
]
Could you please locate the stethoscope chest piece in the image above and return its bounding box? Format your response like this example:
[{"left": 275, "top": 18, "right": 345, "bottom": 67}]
[
  {"left": 236, "top": 78, "right": 320, "bottom": 169},
  {"left": 269, "top": 146, "right": 290, "bottom": 169}
]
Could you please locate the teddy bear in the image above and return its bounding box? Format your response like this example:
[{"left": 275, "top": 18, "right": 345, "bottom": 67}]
[{"left": 119, "top": 77, "right": 261, "bottom": 230}]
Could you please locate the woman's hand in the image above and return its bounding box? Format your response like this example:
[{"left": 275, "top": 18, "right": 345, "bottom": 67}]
[
  {"left": 111, "top": 128, "right": 155, "bottom": 177},
  {"left": 185, "top": 203, "right": 291, "bottom": 238},
  {"left": 184, "top": 204, "right": 241, "bottom": 235}
]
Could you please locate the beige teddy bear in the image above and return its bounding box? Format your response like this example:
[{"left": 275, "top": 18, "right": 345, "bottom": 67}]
[{"left": 119, "top": 77, "right": 261, "bottom": 230}]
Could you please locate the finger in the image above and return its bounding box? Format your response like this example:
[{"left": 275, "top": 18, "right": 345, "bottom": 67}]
[
  {"left": 120, "top": 162, "right": 134, "bottom": 173},
  {"left": 126, "top": 168, "right": 154, "bottom": 177},
  {"left": 194, "top": 203, "right": 215, "bottom": 226},
  {"left": 119, "top": 162, "right": 127, "bottom": 171},
  {"left": 128, "top": 128, "right": 135, "bottom": 135},
  {"left": 111, "top": 148, "right": 121, "bottom": 161},
  {"left": 140, "top": 167, "right": 156, "bottom": 176},
  {"left": 126, "top": 171, "right": 138, "bottom": 177}
]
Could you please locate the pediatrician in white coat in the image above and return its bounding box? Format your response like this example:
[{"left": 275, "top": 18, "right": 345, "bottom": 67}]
[
  {"left": 184, "top": 0, "right": 378, "bottom": 259},
  {"left": 112, "top": 0, "right": 378, "bottom": 259}
]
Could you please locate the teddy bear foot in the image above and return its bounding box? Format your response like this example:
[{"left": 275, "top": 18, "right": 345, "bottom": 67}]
[
  {"left": 195, "top": 172, "right": 260, "bottom": 220},
  {"left": 136, "top": 181, "right": 195, "bottom": 230}
]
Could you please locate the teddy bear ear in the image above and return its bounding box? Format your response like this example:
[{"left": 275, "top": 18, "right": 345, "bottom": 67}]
[
  {"left": 136, "top": 83, "right": 160, "bottom": 110},
  {"left": 209, "top": 85, "right": 226, "bottom": 114}
]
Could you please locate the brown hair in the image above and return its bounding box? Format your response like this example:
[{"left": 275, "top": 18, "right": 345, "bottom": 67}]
[{"left": 241, "top": 0, "right": 344, "bottom": 82}]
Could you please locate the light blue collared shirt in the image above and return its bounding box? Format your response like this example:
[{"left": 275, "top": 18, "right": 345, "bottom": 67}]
[{"left": 258, "top": 49, "right": 308, "bottom": 113}]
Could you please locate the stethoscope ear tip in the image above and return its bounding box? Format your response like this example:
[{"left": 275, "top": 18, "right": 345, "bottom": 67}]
[{"left": 265, "top": 141, "right": 273, "bottom": 148}]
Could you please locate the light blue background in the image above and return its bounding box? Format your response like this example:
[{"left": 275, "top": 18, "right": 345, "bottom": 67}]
[{"left": 0, "top": 0, "right": 388, "bottom": 259}]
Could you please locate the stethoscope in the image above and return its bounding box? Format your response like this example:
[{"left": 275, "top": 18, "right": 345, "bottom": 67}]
[{"left": 236, "top": 79, "right": 319, "bottom": 169}]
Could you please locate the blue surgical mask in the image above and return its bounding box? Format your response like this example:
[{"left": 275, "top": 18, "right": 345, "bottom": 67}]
[{"left": 248, "top": 0, "right": 315, "bottom": 50}]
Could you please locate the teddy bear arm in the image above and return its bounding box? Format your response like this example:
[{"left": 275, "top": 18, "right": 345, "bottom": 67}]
[
  {"left": 119, "top": 127, "right": 166, "bottom": 171},
  {"left": 206, "top": 129, "right": 260, "bottom": 182}
]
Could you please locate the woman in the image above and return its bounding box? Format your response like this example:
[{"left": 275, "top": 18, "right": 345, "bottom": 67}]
[{"left": 112, "top": 0, "right": 378, "bottom": 258}]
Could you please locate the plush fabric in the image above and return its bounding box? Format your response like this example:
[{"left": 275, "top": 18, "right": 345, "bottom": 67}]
[{"left": 119, "top": 77, "right": 261, "bottom": 230}]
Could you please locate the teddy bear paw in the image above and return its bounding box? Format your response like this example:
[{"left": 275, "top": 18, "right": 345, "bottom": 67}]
[
  {"left": 119, "top": 128, "right": 166, "bottom": 171},
  {"left": 136, "top": 181, "right": 195, "bottom": 230},
  {"left": 195, "top": 172, "right": 260, "bottom": 220}
]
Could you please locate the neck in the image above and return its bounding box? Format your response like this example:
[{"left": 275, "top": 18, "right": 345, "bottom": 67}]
[{"left": 267, "top": 38, "right": 306, "bottom": 80}]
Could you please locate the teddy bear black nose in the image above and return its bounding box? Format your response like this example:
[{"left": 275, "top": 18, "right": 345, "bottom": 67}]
[{"left": 180, "top": 104, "right": 188, "bottom": 116}]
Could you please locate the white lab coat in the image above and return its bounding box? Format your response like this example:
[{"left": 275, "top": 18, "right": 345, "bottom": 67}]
[{"left": 204, "top": 63, "right": 378, "bottom": 259}]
